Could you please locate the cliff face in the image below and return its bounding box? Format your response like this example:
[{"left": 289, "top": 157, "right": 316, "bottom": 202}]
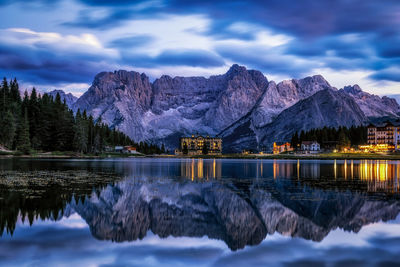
[
  {"left": 71, "top": 64, "right": 400, "bottom": 151},
  {"left": 251, "top": 75, "right": 332, "bottom": 128},
  {"left": 342, "top": 85, "right": 400, "bottom": 118},
  {"left": 73, "top": 65, "right": 268, "bottom": 148},
  {"left": 72, "top": 176, "right": 400, "bottom": 250},
  {"left": 73, "top": 70, "right": 153, "bottom": 141},
  {"left": 256, "top": 89, "right": 367, "bottom": 147}
]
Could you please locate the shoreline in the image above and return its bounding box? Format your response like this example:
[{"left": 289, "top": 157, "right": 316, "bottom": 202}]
[{"left": 1, "top": 152, "right": 400, "bottom": 160}]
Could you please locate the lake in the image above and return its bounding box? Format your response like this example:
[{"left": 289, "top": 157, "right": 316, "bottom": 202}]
[{"left": 1, "top": 158, "right": 400, "bottom": 266}]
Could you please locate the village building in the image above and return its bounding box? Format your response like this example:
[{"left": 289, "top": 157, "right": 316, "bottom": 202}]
[
  {"left": 273, "top": 142, "right": 293, "bottom": 154},
  {"left": 362, "top": 122, "right": 400, "bottom": 152},
  {"left": 114, "top": 145, "right": 138, "bottom": 154},
  {"left": 301, "top": 141, "right": 320, "bottom": 153},
  {"left": 176, "top": 135, "right": 222, "bottom": 155},
  {"left": 123, "top": 146, "right": 138, "bottom": 154},
  {"left": 114, "top": 146, "right": 124, "bottom": 152}
]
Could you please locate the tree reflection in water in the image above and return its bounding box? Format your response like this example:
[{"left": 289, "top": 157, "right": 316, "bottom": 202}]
[{"left": 0, "top": 159, "right": 400, "bottom": 251}]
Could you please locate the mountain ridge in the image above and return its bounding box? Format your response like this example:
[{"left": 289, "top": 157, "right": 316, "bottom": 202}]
[{"left": 58, "top": 64, "right": 400, "bottom": 151}]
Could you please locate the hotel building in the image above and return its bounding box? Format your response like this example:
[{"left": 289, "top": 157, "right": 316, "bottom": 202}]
[
  {"left": 176, "top": 135, "right": 222, "bottom": 155},
  {"left": 366, "top": 122, "right": 400, "bottom": 151}
]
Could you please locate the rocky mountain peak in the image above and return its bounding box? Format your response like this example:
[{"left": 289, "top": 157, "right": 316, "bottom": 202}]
[
  {"left": 226, "top": 64, "right": 248, "bottom": 77},
  {"left": 340, "top": 85, "right": 400, "bottom": 118},
  {"left": 72, "top": 64, "right": 399, "bottom": 151},
  {"left": 343, "top": 84, "right": 362, "bottom": 95},
  {"left": 47, "top": 89, "right": 77, "bottom": 108}
]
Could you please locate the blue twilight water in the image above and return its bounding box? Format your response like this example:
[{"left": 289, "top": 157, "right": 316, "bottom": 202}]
[{"left": 1, "top": 158, "right": 400, "bottom": 266}]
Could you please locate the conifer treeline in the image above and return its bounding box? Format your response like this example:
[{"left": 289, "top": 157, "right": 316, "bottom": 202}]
[
  {"left": 290, "top": 126, "right": 367, "bottom": 149},
  {"left": 0, "top": 77, "right": 164, "bottom": 154}
]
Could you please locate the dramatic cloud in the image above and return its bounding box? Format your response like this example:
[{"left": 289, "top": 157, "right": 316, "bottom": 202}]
[
  {"left": 0, "top": 0, "right": 399, "bottom": 95},
  {"left": 2, "top": 215, "right": 400, "bottom": 267},
  {"left": 121, "top": 49, "right": 225, "bottom": 68},
  {"left": 0, "top": 28, "right": 118, "bottom": 85}
]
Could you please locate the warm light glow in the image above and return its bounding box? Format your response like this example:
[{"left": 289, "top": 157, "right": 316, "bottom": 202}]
[
  {"left": 297, "top": 159, "right": 300, "bottom": 180},
  {"left": 197, "top": 159, "right": 203, "bottom": 179},
  {"left": 359, "top": 144, "right": 395, "bottom": 152},
  {"left": 334, "top": 159, "right": 337, "bottom": 179},
  {"left": 191, "top": 159, "right": 194, "bottom": 181},
  {"left": 213, "top": 159, "right": 216, "bottom": 178}
]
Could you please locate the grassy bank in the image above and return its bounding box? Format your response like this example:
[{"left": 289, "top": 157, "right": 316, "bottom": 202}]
[
  {"left": 2, "top": 151, "right": 400, "bottom": 160},
  {"left": 0, "top": 151, "right": 146, "bottom": 159},
  {"left": 160, "top": 152, "right": 400, "bottom": 160}
]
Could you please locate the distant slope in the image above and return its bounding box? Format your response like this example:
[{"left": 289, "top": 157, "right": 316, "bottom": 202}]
[
  {"left": 341, "top": 85, "right": 400, "bottom": 118},
  {"left": 221, "top": 89, "right": 367, "bottom": 152},
  {"left": 258, "top": 89, "right": 367, "bottom": 146},
  {"left": 47, "top": 89, "right": 78, "bottom": 108}
]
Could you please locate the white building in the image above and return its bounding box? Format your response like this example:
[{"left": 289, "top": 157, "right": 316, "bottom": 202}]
[{"left": 301, "top": 141, "right": 320, "bottom": 153}]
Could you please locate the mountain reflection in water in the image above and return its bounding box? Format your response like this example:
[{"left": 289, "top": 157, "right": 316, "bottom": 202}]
[{"left": 1, "top": 159, "right": 400, "bottom": 252}]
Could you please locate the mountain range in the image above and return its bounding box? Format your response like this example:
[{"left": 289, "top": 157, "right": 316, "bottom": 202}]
[
  {"left": 53, "top": 64, "right": 400, "bottom": 152},
  {"left": 71, "top": 175, "right": 400, "bottom": 250}
]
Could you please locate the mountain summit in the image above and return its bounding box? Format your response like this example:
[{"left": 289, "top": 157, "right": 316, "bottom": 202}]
[{"left": 70, "top": 64, "right": 400, "bottom": 151}]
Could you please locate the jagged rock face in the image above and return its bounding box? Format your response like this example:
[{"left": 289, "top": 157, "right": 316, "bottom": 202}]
[
  {"left": 220, "top": 77, "right": 341, "bottom": 152},
  {"left": 73, "top": 179, "right": 266, "bottom": 250},
  {"left": 251, "top": 75, "right": 332, "bottom": 128},
  {"left": 203, "top": 65, "right": 268, "bottom": 130},
  {"left": 74, "top": 65, "right": 268, "bottom": 147},
  {"left": 72, "top": 64, "right": 399, "bottom": 151},
  {"left": 72, "top": 176, "right": 400, "bottom": 250},
  {"left": 342, "top": 85, "right": 400, "bottom": 118},
  {"left": 74, "top": 70, "right": 153, "bottom": 140},
  {"left": 258, "top": 89, "right": 367, "bottom": 146},
  {"left": 47, "top": 89, "right": 77, "bottom": 108}
]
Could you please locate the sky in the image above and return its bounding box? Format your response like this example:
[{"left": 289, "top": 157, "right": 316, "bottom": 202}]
[
  {"left": 1, "top": 214, "right": 400, "bottom": 266},
  {"left": 0, "top": 0, "right": 400, "bottom": 97}
]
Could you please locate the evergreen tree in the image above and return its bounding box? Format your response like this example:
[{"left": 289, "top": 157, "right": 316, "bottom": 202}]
[
  {"left": 161, "top": 143, "right": 165, "bottom": 154},
  {"left": 1, "top": 78, "right": 9, "bottom": 113},
  {"left": 9, "top": 78, "right": 21, "bottom": 104},
  {"left": 290, "top": 131, "right": 299, "bottom": 149},
  {"left": 73, "top": 109, "right": 88, "bottom": 153},
  {"left": 0, "top": 110, "right": 16, "bottom": 149},
  {"left": 338, "top": 128, "right": 350, "bottom": 149},
  {"left": 17, "top": 109, "right": 31, "bottom": 154}
]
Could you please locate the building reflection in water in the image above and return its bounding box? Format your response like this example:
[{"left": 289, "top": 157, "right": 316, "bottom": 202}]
[
  {"left": 273, "top": 160, "right": 321, "bottom": 180},
  {"left": 270, "top": 159, "right": 400, "bottom": 193},
  {"left": 179, "top": 159, "right": 400, "bottom": 193},
  {"left": 181, "top": 159, "right": 222, "bottom": 180}
]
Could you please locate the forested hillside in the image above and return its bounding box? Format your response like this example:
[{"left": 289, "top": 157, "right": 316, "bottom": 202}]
[
  {"left": 0, "top": 78, "right": 164, "bottom": 154},
  {"left": 290, "top": 126, "right": 367, "bottom": 149}
]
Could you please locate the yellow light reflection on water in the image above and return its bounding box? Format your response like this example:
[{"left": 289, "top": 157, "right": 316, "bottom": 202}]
[
  {"left": 182, "top": 159, "right": 221, "bottom": 181},
  {"left": 358, "top": 160, "right": 400, "bottom": 193},
  {"left": 334, "top": 160, "right": 337, "bottom": 179},
  {"left": 213, "top": 159, "right": 216, "bottom": 179},
  {"left": 197, "top": 159, "right": 203, "bottom": 179},
  {"left": 191, "top": 159, "right": 194, "bottom": 181}
]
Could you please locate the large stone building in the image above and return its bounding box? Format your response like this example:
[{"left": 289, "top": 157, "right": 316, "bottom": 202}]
[
  {"left": 176, "top": 135, "right": 222, "bottom": 155},
  {"left": 366, "top": 122, "right": 400, "bottom": 151}
]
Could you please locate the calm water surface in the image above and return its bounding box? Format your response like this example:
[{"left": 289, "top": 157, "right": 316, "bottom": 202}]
[{"left": 1, "top": 158, "right": 400, "bottom": 266}]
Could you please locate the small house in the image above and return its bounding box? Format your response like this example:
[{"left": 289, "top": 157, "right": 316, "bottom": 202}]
[
  {"left": 123, "top": 146, "right": 137, "bottom": 154},
  {"left": 273, "top": 142, "right": 293, "bottom": 154},
  {"left": 301, "top": 141, "right": 320, "bottom": 153}
]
